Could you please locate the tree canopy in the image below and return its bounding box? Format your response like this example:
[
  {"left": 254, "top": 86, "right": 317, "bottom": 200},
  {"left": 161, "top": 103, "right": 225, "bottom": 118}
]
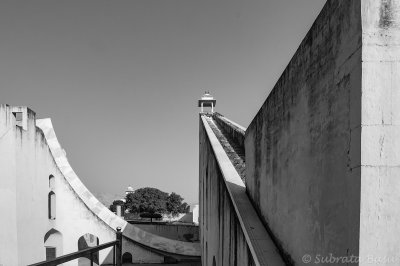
[
  {"left": 167, "top": 192, "right": 186, "bottom": 215},
  {"left": 125, "top": 187, "right": 168, "bottom": 214},
  {"left": 109, "top": 199, "right": 125, "bottom": 213},
  {"left": 124, "top": 187, "right": 189, "bottom": 216}
]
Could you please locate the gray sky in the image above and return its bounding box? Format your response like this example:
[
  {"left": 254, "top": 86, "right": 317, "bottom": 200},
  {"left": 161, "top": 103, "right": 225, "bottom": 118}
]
[{"left": 0, "top": 0, "right": 326, "bottom": 204}]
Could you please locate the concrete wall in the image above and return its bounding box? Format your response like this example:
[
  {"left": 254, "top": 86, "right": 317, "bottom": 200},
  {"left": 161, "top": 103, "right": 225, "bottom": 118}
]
[
  {"left": 359, "top": 0, "right": 400, "bottom": 262},
  {"left": 245, "top": 0, "right": 400, "bottom": 265},
  {"left": 213, "top": 113, "right": 246, "bottom": 150},
  {"left": 0, "top": 105, "right": 19, "bottom": 266},
  {"left": 199, "top": 118, "right": 255, "bottom": 266},
  {"left": 0, "top": 105, "right": 199, "bottom": 266},
  {"left": 134, "top": 224, "right": 199, "bottom": 242},
  {"left": 245, "top": 1, "right": 362, "bottom": 264}
]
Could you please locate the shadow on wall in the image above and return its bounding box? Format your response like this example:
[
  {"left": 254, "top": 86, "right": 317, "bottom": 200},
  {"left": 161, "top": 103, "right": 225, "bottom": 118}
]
[{"left": 78, "top": 234, "right": 99, "bottom": 266}]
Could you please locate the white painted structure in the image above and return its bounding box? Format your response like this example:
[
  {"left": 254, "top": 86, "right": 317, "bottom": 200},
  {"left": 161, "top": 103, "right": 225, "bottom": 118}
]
[
  {"left": 191, "top": 204, "right": 199, "bottom": 225},
  {"left": 0, "top": 105, "right": 200, "bottom": 266},
  {"left": 198, "top": 92, "right": 216, "bottom": 113},
  {"left": 125, "top": 186, "right": 134, "bottom": 195}
]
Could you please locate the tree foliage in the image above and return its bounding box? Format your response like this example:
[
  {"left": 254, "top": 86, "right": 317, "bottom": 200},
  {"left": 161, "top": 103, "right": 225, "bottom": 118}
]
[
  {"left": 125, "top": 187, "right": 190, "bottom": 216},
  {"left": 167, "top": 192, "right": 189, "bottom": 215},
  {"left": 179, "top": 202, "right": 190, "bottom": 214},
  {"left": 125, "top": 187, "right": 168, "bottom": 214},
  {"left": 109, "top": 199, "right": 125, "bottom": 212}
]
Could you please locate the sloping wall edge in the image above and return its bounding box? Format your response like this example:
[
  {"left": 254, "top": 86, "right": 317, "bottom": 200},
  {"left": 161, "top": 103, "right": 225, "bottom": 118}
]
[
  {"left": 36, "top": 118, "right": 200, "bottom": 257},
  {"left": 201, "top": 116, "right": 284, "bottom": 266}
]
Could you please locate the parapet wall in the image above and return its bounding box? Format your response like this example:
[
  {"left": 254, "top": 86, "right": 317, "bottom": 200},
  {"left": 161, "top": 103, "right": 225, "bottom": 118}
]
[
  {"left": 133, "top": 224, "right": 199, "bottom": 242},
  {"left": 199, "top": 114, "right": 284, "bottom": 266},
  {"left": 199, "top": 117, "right": 255, "bottom": 266},
  {"left": 213, "top": 113, "right": 246, "bottom": 150},
  {"left": 245, "top": 1, "right": 362, "bottom": 264}
]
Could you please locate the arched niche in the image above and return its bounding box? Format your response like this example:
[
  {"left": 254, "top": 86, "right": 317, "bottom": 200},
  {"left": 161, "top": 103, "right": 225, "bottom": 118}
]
[
  {"left": 122, "top": 252, "right": 133, "bottom": 263},
  {"left": 44, "top": 229, "right": 63, "bottom": 260},
  {"left": 122, "top": 252, "right": 132, "bottom": 263},
  {"left": 78, "top": 233, "right": 100, "bottom": 266},
  {"left": 48, "top": 191, "right": 56, "bottom": 219},
  {"left": 49, "top": 175, "right": 55, "bottom": 189}
]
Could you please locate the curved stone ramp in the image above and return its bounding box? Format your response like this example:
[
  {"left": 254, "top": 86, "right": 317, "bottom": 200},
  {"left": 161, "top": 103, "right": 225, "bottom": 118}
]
[{"left": 36, "top": 118, "right": 200, "bottom": 257}]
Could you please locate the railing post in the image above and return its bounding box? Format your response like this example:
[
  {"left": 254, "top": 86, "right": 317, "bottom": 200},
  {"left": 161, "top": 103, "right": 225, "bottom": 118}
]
[
  {"left": 113, "top": 245, "right": 116, "bottom": 266},
  {"left": 116, "top": 227, "right": 122, "bottom": 266},
  {"left": 90, "top": 253, "right": 93, "bottom": 266}
]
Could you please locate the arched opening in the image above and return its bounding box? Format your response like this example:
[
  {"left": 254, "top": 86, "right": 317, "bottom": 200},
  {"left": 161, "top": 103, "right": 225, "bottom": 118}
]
[
  {"left": 48, "top": 191, "right": 56, "bottom": 219},
  {"left": 44, "top": 229, "right": 63, "bottom": 260},
  {"left": 78, "top": 234, "right": 99, "bottom": 266},
  {"left": 49, "top": 175, "right": 55, "bottom": 189},
  {"left": 213, "top": 256, "right": 216, "bottom": 266},
  {"left": 122, "top": 252, "right": 133, "bottom": 263}
]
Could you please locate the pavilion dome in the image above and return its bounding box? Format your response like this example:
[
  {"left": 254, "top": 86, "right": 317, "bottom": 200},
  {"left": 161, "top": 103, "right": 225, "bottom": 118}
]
[{"left": 201, "top": 91, "right": 214, "bottom": 100}]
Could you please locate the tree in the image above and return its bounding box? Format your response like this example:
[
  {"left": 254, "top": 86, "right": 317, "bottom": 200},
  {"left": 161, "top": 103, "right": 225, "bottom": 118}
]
[
  {"left": 166, "top": 192, "right": 191, "bottom": 215},
  {"left": 166, "top": 192, "right": 184, "bottom": 215},
  {"left": 125, "top": 187, "right": 190, "bottom": 220},
  {"left": 178, "top": 202, "right": 190, "bottom": 214},
  {"left": 109, "top": 200, "right": 125, "bottom": 213},
  {"left": 125, "top": 187, "right": 168, "bottom": 214}
]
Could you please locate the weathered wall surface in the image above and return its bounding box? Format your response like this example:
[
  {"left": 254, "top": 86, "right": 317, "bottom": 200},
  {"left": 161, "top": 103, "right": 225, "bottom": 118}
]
[
  {"left": 199, "top": 118, "right": 255, "bottom": 266},
  {"left": 359, "top": 0, "right": 400, "bottom": 262},
  {"left": 0, "top": 105, "right": 24, "bottom": 266},
  {"left": 134, "top": 224, "right": 199, "bottom": 242},
  {"left": 0, "top": 106, "right": 59, "bottom": 266},
  {"left": 0, "top": 105, "right": 199, "bottom": 266},
  {"left": 245, "top": 1, "right": 362, "bottom": 264}
]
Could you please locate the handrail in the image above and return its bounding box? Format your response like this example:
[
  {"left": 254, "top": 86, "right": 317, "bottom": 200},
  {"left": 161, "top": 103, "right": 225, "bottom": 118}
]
[{"left": 28, "top": 228, "right": 123, "bottom": 266}]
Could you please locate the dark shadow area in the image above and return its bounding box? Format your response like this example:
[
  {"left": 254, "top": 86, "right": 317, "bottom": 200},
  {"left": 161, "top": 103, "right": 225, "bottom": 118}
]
[{"left": 78, "top": 234, "right": 99, "bottom": 265}]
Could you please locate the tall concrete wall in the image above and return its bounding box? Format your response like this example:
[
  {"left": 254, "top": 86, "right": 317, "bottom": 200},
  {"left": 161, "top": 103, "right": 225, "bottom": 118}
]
[
  {"left": 199, "top": 118, "right": 255, "bottom": 266},
  {"left": 0, "top": 105, "right": 200, "bottom": 266},
  {"left": 245, "top": 0, "right": 400, "bottom": 265}
]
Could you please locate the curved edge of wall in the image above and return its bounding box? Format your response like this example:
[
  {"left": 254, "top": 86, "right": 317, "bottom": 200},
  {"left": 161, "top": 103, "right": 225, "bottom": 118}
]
[{"left": 36, "top": 118, "right": 201, "bottom": 257}]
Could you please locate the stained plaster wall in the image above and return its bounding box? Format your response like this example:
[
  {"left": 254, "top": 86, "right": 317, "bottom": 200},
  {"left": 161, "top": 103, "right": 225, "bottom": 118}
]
[
  {"left": 245, "top": 0, "right": 363, "bottom": 264},
  {"left": 359, "top": 0, "right": 400, "bottom": 262},
  {"left": 0, "top": 105, "right": 53, "bottom": 266},
  {"left": 245, "top": 0, "right": 400, "bottom": 265}
]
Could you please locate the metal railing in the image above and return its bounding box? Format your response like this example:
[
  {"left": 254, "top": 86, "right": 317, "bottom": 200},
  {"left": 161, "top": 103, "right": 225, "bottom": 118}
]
[{"left": 28, "top": 227, "right": 123, "bottom": 266}]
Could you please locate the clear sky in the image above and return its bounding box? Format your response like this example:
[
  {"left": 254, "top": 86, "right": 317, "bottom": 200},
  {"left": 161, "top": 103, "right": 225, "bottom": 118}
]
[{"left": 0, "top": 0, "right": 326, "bottom": 204}]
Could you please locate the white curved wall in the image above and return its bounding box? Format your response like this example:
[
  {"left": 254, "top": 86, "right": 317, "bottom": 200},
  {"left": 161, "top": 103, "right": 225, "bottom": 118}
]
[{"left": 0, "top": 105, "right": 199, "bottom": 266}]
